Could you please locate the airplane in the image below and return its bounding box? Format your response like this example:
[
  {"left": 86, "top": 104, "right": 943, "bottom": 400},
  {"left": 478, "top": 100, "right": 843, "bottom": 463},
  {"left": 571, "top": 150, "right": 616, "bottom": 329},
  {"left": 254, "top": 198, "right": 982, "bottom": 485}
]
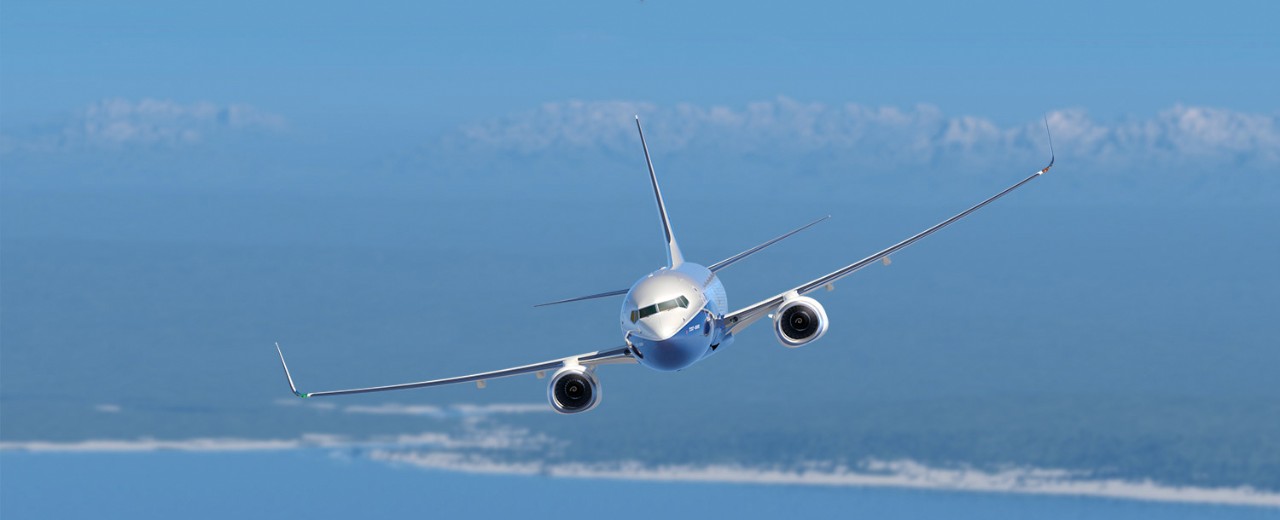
[{"left": 275, "top": 116, "right": 1055, "bottom": 414}]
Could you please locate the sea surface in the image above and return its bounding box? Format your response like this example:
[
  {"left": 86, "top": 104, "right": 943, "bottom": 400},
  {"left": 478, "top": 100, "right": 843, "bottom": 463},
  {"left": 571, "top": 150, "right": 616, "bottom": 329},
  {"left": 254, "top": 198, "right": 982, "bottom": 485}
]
[
  {"left": 4, "top": 450, "right": 1277, "bottom": 520},
  {"left": 3, "top": 176, "right": 1278, "bottom": 517}
]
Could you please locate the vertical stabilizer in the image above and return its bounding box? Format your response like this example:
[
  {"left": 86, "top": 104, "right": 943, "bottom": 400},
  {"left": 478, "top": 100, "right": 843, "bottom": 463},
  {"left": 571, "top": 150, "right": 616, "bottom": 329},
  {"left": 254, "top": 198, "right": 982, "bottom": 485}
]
[{"left": 634, "top": 116, "right": 684, "bottom": 267}]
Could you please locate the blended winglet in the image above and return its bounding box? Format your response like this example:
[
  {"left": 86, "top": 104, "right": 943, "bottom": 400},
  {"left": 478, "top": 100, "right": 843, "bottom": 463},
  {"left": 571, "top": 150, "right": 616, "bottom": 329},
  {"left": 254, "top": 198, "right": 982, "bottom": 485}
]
[
  {"left": 274, "top": 342, "right": 308, "bottom": 398},
  {"left": 1039, "top": 115, "right": 1055, "bottom": 175}
]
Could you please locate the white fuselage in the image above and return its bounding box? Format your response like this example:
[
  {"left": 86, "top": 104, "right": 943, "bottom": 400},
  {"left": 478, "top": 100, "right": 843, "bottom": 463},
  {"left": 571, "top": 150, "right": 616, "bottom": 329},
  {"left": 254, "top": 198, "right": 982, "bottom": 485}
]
[{"left": 620, "top": 262, "right": 731, "bottom": 371}]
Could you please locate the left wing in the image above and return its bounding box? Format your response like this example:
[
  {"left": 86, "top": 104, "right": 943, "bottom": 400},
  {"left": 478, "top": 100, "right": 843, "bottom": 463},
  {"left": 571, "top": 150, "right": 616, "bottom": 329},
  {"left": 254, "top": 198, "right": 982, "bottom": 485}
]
[
  {"left": 723, "top": 155, "right": 1054, "bottom": 336},
  {"left": 274, "top": 342, "right": 634, "bottom": 398}
]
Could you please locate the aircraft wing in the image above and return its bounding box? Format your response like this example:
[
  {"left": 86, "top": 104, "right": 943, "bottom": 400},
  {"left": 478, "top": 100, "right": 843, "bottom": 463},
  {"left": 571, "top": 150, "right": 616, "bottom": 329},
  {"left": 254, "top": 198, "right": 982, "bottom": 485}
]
[
  {"left": 274, "top": 343, "right": 635, "bottom": 398},
  {"left": 723, "top": 156, "right": 1054, "bottom": 337}
]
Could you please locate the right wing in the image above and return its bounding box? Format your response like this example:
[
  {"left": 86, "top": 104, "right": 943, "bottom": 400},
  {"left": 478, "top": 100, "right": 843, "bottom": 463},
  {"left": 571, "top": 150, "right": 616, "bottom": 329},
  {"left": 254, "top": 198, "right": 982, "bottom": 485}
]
[
  {"left": 724, "top": 155, "right": 1054, "bottom": 336},
  {"left": 274, "top": 342, "right": 634, "bottom": 398}
]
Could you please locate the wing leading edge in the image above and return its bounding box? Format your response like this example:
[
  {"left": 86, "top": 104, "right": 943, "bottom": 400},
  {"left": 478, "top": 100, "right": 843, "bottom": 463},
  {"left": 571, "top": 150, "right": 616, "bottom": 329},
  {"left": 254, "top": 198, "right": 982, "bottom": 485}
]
[{"left": 274, "top": 343, "right": 634, "bottom": 398}]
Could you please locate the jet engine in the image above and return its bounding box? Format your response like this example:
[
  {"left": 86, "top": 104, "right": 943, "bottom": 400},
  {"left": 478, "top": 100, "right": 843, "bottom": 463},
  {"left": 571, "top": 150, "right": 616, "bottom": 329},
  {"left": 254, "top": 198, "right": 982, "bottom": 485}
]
[
  {"left": 773, "top": 294, "right": 829, "bottom": 348},
  {"left": 547, "top": 365, "right": 601, "bottom": 414}
]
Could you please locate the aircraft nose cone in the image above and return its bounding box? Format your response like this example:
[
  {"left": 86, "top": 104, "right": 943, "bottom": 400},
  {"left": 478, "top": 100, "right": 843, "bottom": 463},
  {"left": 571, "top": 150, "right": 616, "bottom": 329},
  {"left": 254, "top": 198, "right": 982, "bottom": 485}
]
[{"left": 636, "top": 316, "right": 684, "bottom": 341}]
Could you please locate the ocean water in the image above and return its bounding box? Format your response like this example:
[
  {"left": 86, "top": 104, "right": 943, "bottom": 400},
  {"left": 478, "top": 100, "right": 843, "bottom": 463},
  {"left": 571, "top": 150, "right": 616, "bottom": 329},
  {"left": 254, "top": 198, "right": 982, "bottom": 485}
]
[
  {"left": 3, "top": 450, "right": 1276, "bottom": 520},
  {"left": 3, "top": 179, "right": 1278, "bottom": 516}
]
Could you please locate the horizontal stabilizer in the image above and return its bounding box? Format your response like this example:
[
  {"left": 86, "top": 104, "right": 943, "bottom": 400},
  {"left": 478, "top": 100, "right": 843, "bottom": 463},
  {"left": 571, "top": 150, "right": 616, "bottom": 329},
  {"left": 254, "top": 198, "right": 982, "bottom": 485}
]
[
  {"left": 535, "top": 216, "right": 829, "bottom": 307},
  {"left": 708, "top": 216, "right": 829, "bottom": 272},
  {"left": 534, "top": 288, "right": 629, "bottom": 308}
]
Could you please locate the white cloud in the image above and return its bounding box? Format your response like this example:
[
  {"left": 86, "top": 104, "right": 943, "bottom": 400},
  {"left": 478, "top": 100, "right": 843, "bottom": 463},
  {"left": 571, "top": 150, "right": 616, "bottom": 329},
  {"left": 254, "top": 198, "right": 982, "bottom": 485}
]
[
  {"left": 1, "top": 98, "right": 285, "bottom": 153},
  {"left": 0, "top": 437, "right": 309, "bottom": 453},
  {"left": 384, "top": 427, "right": 559, "bottom": 451},
  {"left": 373, "top": 451, "right": 546, "bottom": 476},
  {"left": 343, "top": 403, "right": 446, "bottom": 416},
  {"left": 341, "top": 402, "right": 548, "bottom": 418},
  {"left": 456, "top": 100, "right": 656, "bottom": 153},
  {"left": 4, "top": 427, "right": 1276, "bottom": 508},
  {"left": 448, "top": 98, "right": 1280, "bottom": 168},
  {"left": 374, "top": 452, "right": 1280, "bottom": 508},
  {"left": 93, "top": 404, "right": 122, "bottom": 413},
  {"left": 450, "top": 403, "right": 549, "bottom": 415},
  {"left": 271, "top": 400, "right": 550, "bottom": 418},
  {"left": 0, "top": 427, "right": 550, "bottom": 454},
  {"left": 75, "top": 98, "right": 284, "bottom": 147}
]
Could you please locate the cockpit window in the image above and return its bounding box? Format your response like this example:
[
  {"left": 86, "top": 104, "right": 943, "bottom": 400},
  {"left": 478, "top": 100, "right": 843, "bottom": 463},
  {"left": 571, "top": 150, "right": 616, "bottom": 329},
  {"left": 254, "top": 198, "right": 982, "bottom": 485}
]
[{"left": 629, "top": 295, "right": 690, "bottom": 323}]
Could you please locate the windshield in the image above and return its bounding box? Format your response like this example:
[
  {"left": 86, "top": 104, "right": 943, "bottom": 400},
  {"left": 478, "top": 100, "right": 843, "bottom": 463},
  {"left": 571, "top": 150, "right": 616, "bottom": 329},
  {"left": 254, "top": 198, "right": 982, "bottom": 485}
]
[{"left": 629, "top": 295, "right": 690, "bottom": 323}]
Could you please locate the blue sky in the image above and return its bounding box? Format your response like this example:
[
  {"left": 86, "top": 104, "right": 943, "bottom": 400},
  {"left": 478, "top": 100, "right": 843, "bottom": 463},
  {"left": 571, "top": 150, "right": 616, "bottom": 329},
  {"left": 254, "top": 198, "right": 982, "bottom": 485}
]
[
  {"left": 3, "top": 0, "right": 1277, "bottom": 211},
  {"left": 3, "top": 1, "right": 1277, "bottom": 135}
]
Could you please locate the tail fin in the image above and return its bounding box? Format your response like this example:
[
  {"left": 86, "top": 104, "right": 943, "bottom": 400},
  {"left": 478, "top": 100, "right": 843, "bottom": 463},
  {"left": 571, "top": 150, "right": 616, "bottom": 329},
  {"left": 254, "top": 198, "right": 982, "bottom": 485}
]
[{"left": 634, "top": 116, "right": 684, "bottom": 268}]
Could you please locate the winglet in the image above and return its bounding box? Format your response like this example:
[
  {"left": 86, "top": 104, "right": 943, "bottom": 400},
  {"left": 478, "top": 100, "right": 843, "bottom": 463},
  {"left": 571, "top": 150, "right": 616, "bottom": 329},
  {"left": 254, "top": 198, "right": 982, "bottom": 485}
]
[
  {"left": 635, "top": 116, "right": 684, "bottom": 267},
  {"left": 274, "top": 342, "right": 308, "bottom": 398},
  {"left": 1039, "top": 115, "right": 1055, "bottom": 175}
]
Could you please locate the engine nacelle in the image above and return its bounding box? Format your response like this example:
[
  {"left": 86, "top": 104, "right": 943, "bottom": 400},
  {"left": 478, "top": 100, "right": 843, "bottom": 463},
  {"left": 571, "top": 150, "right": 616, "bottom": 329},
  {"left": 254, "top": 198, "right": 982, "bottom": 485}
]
[
  {"left": 547, "top": 365, "right": 602, "bottom": 414},
  {"left": 773, "top": 294, "right": 829, "bottom": 348}
]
